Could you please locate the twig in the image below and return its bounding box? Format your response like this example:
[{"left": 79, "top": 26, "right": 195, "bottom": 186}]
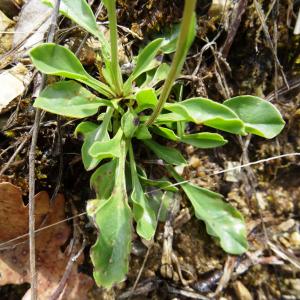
[
  {"left": 28, "top": 1, "right": 61, "bottom": 299},
  {"left": 1, "top": 152, "right": 299, "bottom": 251},
  {"left": 144, "top": 152, "right": 300, "bottom": 195},
  {"left": 160, "top": 193, "right": 181, "bottom": 280},
  {"left": 220, "top": 0, "right": 248, "bottom": 58},
  {"left": 253, "top": 0, "right": 289, "bottom": 89},
  {"left": 128, "top": 192, "right": 167, "bottom": 300},
  {"left": 0, "top": 212, "right": 87, "bottom": 250},
  {"left": 49, "top": 232, "right": 86, "bottom": 300},
  {"left": 166, "top": 284, "right": 209, "bottom": 300},
  {"left": 49, "top": 116, "right": 63, "bottom": 203},
  {"left": 0, "top": 134, "right": 31, "bottom": 175}
]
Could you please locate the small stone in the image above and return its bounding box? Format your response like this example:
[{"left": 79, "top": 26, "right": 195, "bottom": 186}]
[
  {"left": 277, "top": 219, "right": 295, "bottom": 232},
  {"left": 233, "top": 280, "right": 253, "bottom": 300},
  {"left": 224, "top": 161, "right": 241, "bottom": 182},
  {"left": 289, "top": 279, "right": 300, "bottom": 292},
  {"left": 189, "top": 156, "right": 201, "bottom": 168},
  {"left": 290, "top": 231, "right": 300, "bottom": 247},
  {"left": 185, "top": 145, "right": 194, "bottom": 155}
]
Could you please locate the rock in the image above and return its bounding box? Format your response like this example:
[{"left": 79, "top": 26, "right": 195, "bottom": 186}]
[
  {"left": 233, "top": 280, "right": 253, "bottom": 300},
  {"left": 277, "top": 219, "right": 295, "bottom": 232},
  {"left": 290, "top": 231, "right": 300, "bottom": 248}
]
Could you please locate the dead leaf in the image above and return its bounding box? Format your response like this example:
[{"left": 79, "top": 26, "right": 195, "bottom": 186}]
[
  {"left": 0, "top": 63, "right": 32, "bottom": 114},
  {"left": 13, "top": 0, "right": 51, "bottom": 51},
  {"left": 0, "top": 10, "right": 15, "bottom": 55},
  {"left": 0, "top": 182, "right": 94, "bottom": 300}
]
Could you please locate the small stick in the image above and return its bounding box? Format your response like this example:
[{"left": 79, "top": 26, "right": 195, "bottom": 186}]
[{"left": 28, "top": 1, "right": 61, "bottom": 299}]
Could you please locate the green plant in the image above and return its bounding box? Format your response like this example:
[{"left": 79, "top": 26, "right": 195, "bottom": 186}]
[{"left": 30, "top": 0, "right": 285, "bottom": 287}]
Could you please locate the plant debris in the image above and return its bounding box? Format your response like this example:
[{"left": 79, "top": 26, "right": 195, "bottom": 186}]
[{"left": 0, "top": 182, "right": 93, "bottom": 300}]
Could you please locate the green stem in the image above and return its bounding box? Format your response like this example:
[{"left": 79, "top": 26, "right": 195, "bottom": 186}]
[
  {"left": 85, "top": 76, "right": 115, "bottom": 98},
  {"left": 176, "top": 84, "right": 185, "bottom": 137},
  {"left": 146, "top": 0, "right": 197, "bottom": 126},
  {"left": 106, "top": 1, "right": 123, "bottom": 96},
  {"left": 166, "top": 165, "right": 181, "bottom": 182}
]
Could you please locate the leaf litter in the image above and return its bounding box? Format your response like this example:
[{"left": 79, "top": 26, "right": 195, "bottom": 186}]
[{"left": 0, "top": 182, "right": 93, "bottom": 299}]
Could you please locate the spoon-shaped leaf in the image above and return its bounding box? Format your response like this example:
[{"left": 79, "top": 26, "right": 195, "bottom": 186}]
[
  {"left": 121, "top": 109, "right": 139, "bottom": 138},
  {"left": 163, "top": 98, "right": 246, "bottom": 134},
  {"left": 87, "top": 140, "right": 132, "bottom": 287},
  {"left": 75, "top": 121, "right": 110, "bottom": 170},
  {"left": 181, "top": 133, "right": 227, "bottom": 148},
  {"left": 90, "top": 159, "right": 117, "bottom": 199},
  {"left": 136, "top": 88, "right": 158, "bottom": 112},
  {"left": 224, "top": 95, "right": 285, "bottom": 139},
  {"left": 151, "top": 126, "right": 179, "bottom": 141},
  {"left": 143, "top": 140, "right": 186, "bottom": 165},
  {"left": 151, "top": 126, "right": 227, "bottom": 148},
  {"left": 89, "top": 129, "right": 123, "bottom": 162},
  {"left": 42, "top": 0, "right": 110, "bottom": 59},
  {"left": 169, "top": 167, "right": 248, "bottom": 255},
  {"left": 34, "top": 81, "right": 111, "bottom": 118},
  {"left": 30, "top": 43, "right": 113, "bottom": 97}
]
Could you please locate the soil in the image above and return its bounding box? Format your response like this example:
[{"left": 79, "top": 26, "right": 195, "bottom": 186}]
[{"left": 0, "top": 0, "right": 300, "bottom": 299}]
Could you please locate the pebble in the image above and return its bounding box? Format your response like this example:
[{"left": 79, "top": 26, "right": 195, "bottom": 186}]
[
  {"left": 277, "top": 219, "right": 295, "bottom": 232},
  {"left": 290, "top": 231, "right": 300, "bottom": 247},
  {"left": 233, "top": 280, "right": 253, "bottom": 300},
  {"left": 189, "top": 156, "right": 201, "bottom": 168}
]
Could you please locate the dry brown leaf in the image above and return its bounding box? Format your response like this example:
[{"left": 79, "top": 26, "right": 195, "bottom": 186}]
[{"left": 0, "top": 182, "right": 94, "bottom": 299}]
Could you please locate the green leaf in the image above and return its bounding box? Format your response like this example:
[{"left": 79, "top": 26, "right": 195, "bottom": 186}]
[
  {"left": 180, "top": 133, "right": 228, "bottom": 148},
  {"left": 159, "top": 24, "right": 181, "bottom": 54},
  {"left": 143, "top": 140, "right": 186, "bottom": 165},
  {"left": 141, "top": 63, "right": 171, "bottom": 88},
  {"left": 125, "top": 38, "right": 164, "bottom": 88},
  {"left": 88, "top": 140, "right": 132, "bottom": 287},
  {"left": 169, "top": 168, "right": 248, "bottom": 255},
  {"left": 139, "top": 175, "right": 178, "bottom": 192},
  {"left": 34, "top": 81, "right": 110, "bottom": 118},
  {"left": 149, "top": 190, "right": 174, "bottom": 222},
  {"left": 121, "top": 109, "right": 139, "bottom": 138},
  {"left": 151, "top": 126, "right": 179, "bottom": 141},
  {"left": 30, "top": 43, "right": 113, "bottom": 97},
  {"left": 163, "top": 98, "right": 246, "bottom": 134},
  {"left": 42, "top": 0, "right": 110, "bottom": 60},
  {"left": 134, "top": 124, "right": 152, "bottom": 140},
  {"left": 89, "top": 129, "right": 123, "bottom": 161},
  {"left": 224, "top": 95, "right": 285, "bottom": 139},
  {"left": 135, "top": 88, "right": 158, "bottom": 112},
  {"left": 90, "top": 159, "right": 117, "bottom": 199},
  {"left": 75, "top": 121, "right": 110, "bottom": 170},
  {"left": 129, "top": 145, "right": 156, "bottom": 240}
]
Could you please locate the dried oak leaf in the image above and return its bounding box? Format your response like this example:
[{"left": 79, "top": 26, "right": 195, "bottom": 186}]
[{"left": 0, "top": 182, "right": 93, "bottom": 299}]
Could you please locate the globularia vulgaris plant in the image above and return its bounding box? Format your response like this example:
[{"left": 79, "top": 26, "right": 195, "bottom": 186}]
[{"left": 30, "top": 0, "right": 285, "bottom": 287}]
